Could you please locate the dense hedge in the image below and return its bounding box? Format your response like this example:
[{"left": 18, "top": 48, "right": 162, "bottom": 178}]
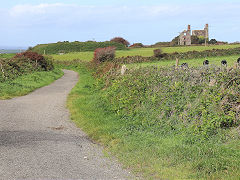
[
  {"left": 32, "top": 41, "right": 127, "bottom": 54},
  {"left": 115, "top": 47, "right": 240, "bottom": 64},
  {"left": 0, "top": 52, "right": 53, "bottom": 82},
  {"left": 101, "top": 66, "right": 240, "bottom": 137}
]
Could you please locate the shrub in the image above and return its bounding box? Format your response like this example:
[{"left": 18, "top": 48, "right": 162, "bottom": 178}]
[
  {"left": 0, "top": 52, "right": 54, "bottom": 82},
  {"left": 129, "top": 43, "right": 144, "bottom": 48},
  {"left": 93, "top": 47, "right": 116, "bottom": 64},
  {"left": 153, "top": 48, "right": 164, "bottom": 58},
  {"left": 110, "top": 37, "right": 130, "bottom": 47},
  {"left": 13, "top": 51, "right": 53, "bottom": 71}
]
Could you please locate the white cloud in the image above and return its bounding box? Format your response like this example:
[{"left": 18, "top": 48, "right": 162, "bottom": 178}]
[{"left": 9, "top": 3, "right": 79, "bottom": 17}]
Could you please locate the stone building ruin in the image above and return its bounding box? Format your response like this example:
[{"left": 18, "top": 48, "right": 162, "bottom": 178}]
[{"left": 179, "top": 24, "right": 209, "bottom": 46}]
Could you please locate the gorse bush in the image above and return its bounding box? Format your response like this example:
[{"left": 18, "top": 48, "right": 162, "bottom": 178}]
[
  {"left": 0, "top": 51, "right": 53, "bottom": 82},
  {"left": 92, "top": 47, "right": 116, "bottom": 64},
  {"left": 13, "top": 51, "right": 53, "bottom": 71},
  {"left": 153, "top": 48, "right": 164, "bottom": 58},
  {"left": 129, "top": 43, "right": 144, "bottom": 48},
  {"left": 110, "top": 37, "right": 130, "bottom": 47}
]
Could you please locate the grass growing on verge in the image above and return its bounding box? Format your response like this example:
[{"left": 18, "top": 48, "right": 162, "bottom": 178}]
[
  {"left": 65, "top": 63, "right": 240, "bottom": 179},
  {"left": 0, "top": 69, "right": 63, "bottom": 99}
]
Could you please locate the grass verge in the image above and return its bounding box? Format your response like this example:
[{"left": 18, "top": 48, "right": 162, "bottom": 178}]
[{"left": 0, "top": 69, "right": 63, "bottom": 99}]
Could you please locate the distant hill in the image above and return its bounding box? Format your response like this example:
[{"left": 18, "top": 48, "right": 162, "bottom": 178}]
[{"left": 32, "top": 41, "right": 127, "bottom": 54}]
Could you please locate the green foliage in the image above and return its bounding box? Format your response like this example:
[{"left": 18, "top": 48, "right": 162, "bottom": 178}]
[
  {"left": 191, "top": 35, "right": 200, "bottom": 44},
  {"left": 102, "top": 66, "right": 240, "bottom": 137},
  {"left": 0, "top": 52, "right": 54, "bottom": 82},
  {"left": 209, "top": 39, "right": 218, "bottom": 44},
  {"left": 150, "top": 42, "right": 170, "bottom": 47},
  {"left": 170, "top": 35, "right": 179, "bottom": 46},
  {"left": 110, "top": 37, "right": 130, "bottom": 47},
  {"left": 32, "top": 41, "right": 127, "bottom": 54},
  {"left": 93, "top": 47, "right": 116, "bottom": 64},
  {"left": 64, "top": 63, "right": 240, "bottom": 179},
  {"left": 153, "top": 48, "right": 164, "bottom": 58},
  {"left": 129, "top": 43, "right": 145, "bottom": 48}
]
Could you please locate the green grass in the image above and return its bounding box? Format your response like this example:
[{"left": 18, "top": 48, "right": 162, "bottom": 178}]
[
  {"left": 52, "top": 44, "right": 240, "bottom": 61},
  {"left": 127, "top": 55, "right": 240, "bottom": 68},
  {"left": 0, "top": 69, "right": 63, "bottom": 99},
  {"left": 0, "top": 53, "right": 15, "bottom": 59},
  {"left": 65, "top": 63, "right": 240, "bottom": 179}
]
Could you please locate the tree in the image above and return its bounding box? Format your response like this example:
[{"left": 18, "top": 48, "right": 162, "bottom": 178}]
[
  {"left": 209, "top": 39, "right": 217, "bottom": 44},
  {"left": 170, "top": 36, "right": 179, "bottom": 46},
  {"left": 191, "top": 36, "right": 200, "bottom": 44},
  {"left": 110, "top": 37, "right": 130, "bottom": 47}
]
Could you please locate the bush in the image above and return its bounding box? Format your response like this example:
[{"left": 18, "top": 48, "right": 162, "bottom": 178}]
[
  {"left": 92, "top": 47, "right": 116, "bottom": 64},
  {"left": 13, "top": 51, "right": 53, "bottom": 71},
  {"left": 129, "top": 43, "right": 144, "bottom": 48},
  {"left": 153, "top": 49, "right": 164, "bottom": 58},
  {"left": 110, "top": 37, "right": 130, "bottom": 47},
  {"left": 0, "top": 52, "right": 53, "bottom": 82}
]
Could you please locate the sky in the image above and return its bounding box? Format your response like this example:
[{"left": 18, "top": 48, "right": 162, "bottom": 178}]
[{"left": 1, "top": 0, "right": 240, "bottom": 48}]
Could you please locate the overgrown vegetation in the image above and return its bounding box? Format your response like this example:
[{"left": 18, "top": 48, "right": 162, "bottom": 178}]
[
  {"left": 110, "top": 37, "right": 130, "bottom": 47},
  {"left": 63, "top": 60, "right": 240, "bottom": 179},
  {"left": 0, "top": 51, "right": 62, "bottom": 99},
  {"left": 0, "top": 51, "right": 53, "bottom": 82},
  {"left": 92, "top": 47, "right": 116, "bottom": 64},
  {"left": 32, "top": 41, "right": 127, "bottom": 54}
]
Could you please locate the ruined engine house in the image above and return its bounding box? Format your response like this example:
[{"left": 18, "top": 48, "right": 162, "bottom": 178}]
[{"left": 179, "top": 24, "right": 209, "bottom": 46}]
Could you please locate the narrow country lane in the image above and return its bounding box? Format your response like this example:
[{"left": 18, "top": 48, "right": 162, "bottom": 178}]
[{"left": 0, "top": 70, "right": 133, "bottom": 180}]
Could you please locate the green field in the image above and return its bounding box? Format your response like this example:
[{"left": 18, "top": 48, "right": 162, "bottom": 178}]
[
  {"left": 128, "top": 55, "right": 240, "bottom": 68},
  {"left": 0, "top": 53, "right": 15, "bottom": 59},
  {"left": 52, "top": 44, "right": 240, "bottom": 61}
]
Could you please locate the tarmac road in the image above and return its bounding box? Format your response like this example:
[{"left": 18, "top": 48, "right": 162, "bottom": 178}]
[{"left": 0, "top": 70, "right": 133, "bottom": 180}]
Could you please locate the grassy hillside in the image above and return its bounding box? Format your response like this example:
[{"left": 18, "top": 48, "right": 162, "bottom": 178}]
[
  {"left": 61, "top": 62, "right": 240, "bottom": 179},
  {"left": 52, "top": 44, "right": 240, "bottom": 61},
  {"left": 32, "top": 41, "right": 127, "bottom": 54}
]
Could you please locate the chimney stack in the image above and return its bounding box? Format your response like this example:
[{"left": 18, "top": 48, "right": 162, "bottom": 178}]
[{"left": 188, "top": 25, "right": 191, "bottom": 31}]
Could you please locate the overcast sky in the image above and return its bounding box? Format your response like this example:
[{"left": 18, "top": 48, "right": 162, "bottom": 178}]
[{"left": 1, "top": 0, "right": 240, "bottom": 48}]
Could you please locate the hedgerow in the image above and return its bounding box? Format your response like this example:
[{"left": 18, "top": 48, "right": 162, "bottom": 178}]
[{"left": 100, "top": 66, "right": 240, "bottom": 138}]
